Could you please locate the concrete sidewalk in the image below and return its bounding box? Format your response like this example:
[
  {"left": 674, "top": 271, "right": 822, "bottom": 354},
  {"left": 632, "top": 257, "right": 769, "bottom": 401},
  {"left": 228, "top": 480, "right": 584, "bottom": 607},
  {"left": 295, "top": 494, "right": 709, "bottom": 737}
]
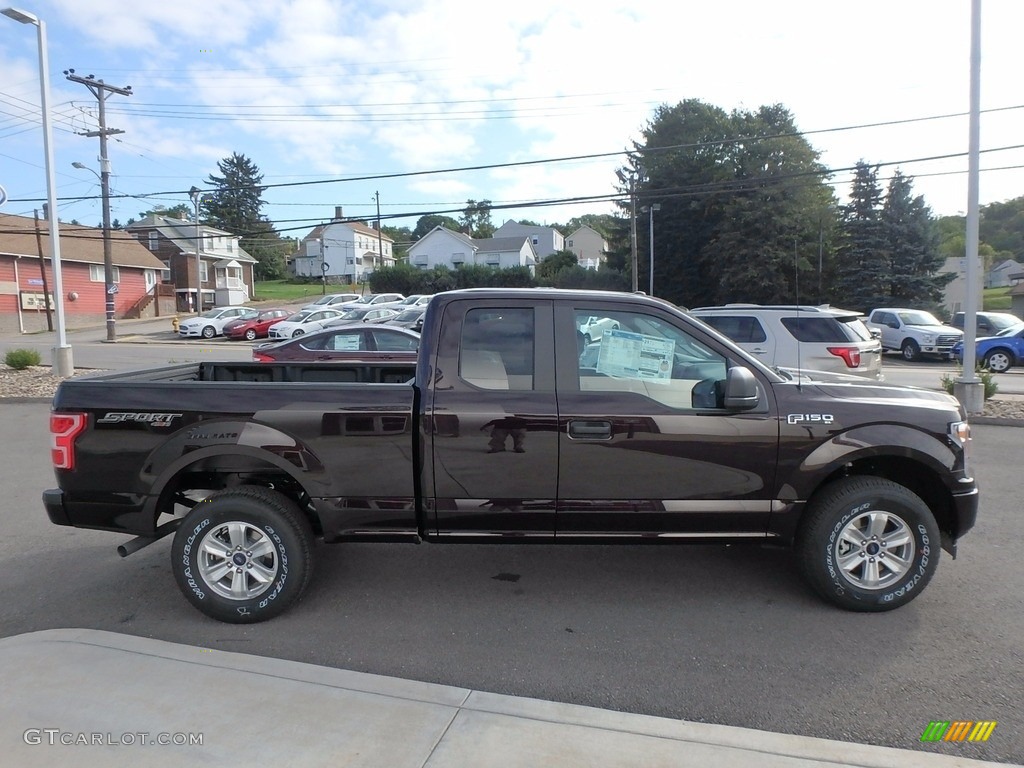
[{"left": 0, "top": 629, "right": 1010, "bottom": 768}]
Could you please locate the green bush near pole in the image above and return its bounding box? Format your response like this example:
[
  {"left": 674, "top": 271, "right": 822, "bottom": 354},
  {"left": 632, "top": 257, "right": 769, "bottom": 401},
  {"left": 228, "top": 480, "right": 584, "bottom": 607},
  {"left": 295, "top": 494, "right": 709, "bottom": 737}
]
[
  {"left": 940, "top": 366, "right": 998, "bottom": 400},
  {"left": 4, "top": 348, "right": 42, "bottom": 370}
]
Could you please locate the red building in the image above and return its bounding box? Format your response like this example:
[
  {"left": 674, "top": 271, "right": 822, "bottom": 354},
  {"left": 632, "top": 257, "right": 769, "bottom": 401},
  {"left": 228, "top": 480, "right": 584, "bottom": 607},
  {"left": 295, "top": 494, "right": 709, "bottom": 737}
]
[{"left": 0, "top": 213, "right": 169, "bottom": 334}]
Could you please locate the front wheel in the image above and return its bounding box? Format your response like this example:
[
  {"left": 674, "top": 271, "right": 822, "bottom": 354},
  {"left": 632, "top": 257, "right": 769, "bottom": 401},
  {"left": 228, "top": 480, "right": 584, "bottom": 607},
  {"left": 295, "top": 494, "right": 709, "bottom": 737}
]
[
  {"left": 244, "top": 328, "right": 258, "bottom": 341},
  {"left": 983, "top": 349, "right": 1013, "bottom": 373},
  {"left": 201, "top": 325, "right": 216, "bottom": 339},
  {"left": 292, "top": 329, "right": 304, "bottom": 337},
  {"left": 900, "top": 340, "right": 920, "bottom": 362},
  {"left": 171, "top": 486, "right": 314, "bottom": 623},
  {"left": 796, "top": 476, "right": 939, "bottom": 611}
]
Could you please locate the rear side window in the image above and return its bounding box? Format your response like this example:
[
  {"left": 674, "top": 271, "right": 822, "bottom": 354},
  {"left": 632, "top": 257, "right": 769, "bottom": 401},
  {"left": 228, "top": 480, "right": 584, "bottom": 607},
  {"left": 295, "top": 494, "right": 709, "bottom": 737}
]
[
  {"left": 699, "top": 315, "right": 767, "bottom": 343},
  {"left": 459, "top": 308, "right": 535, "bottom": 390},
  {"left": 781, "top": 317, "right": 860, "bottom": 343}
]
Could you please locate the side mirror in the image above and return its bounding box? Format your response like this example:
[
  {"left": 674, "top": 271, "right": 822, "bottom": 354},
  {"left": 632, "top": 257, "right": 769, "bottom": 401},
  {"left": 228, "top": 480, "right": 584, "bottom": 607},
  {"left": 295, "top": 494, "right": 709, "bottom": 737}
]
[{"left": 723, "top": 367, "right": 760, "bottom": 410}]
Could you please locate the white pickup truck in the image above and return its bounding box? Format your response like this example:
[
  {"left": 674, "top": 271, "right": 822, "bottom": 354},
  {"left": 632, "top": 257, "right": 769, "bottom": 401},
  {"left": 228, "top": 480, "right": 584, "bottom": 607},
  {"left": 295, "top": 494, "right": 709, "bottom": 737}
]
[{"left": 866, "top": 308, "right": 963, "bottom": 361}]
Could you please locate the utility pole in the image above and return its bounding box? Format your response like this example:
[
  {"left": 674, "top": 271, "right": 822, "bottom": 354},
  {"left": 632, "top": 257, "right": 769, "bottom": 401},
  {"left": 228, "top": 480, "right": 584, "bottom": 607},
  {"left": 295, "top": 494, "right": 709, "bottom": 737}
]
[
  {"left": 33, "top": 209, "right": 53, "bottom": 331},
  {"left": 64, "top": 69, "right": 131, "bottom": 342},
  {"left": 374, "top": 191, "right": 384, "bottom": 269}
]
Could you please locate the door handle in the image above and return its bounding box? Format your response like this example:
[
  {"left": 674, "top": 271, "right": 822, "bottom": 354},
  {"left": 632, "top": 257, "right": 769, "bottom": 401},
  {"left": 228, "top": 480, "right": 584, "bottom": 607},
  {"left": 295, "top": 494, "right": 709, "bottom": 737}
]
[{"left": 568, "top": 420, "right": 612, "bottom": 440}]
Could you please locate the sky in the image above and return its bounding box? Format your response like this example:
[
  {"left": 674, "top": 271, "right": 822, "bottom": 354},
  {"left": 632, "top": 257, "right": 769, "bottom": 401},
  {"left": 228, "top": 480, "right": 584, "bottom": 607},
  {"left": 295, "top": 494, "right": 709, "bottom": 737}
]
[{"left": 1, "top": 0, "right": 1022, "bottom": 246}]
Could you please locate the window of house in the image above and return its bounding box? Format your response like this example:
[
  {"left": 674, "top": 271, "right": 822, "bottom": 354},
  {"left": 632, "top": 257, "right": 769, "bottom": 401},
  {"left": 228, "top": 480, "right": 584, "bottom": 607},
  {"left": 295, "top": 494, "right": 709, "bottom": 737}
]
[
  {"left": 160, "top": 261, "right": 172, "bottom": 281},
  {"left": 531, "top": 236, "right": 539, "bottom": 246},
  {"left": 148, "top": 232, "right": 157, "bottom": 250},
  {"left": 205, "top": 236, "right": 214, "bottom": 251},
  {"left": 200, "top": 262, "right": 208, "bottom": 283},
  {"left": 567, "top": 239, "right": 574, "bottom": 247},
  {"left": 88, "top": 264, "right": 120, "bottom": 283}
]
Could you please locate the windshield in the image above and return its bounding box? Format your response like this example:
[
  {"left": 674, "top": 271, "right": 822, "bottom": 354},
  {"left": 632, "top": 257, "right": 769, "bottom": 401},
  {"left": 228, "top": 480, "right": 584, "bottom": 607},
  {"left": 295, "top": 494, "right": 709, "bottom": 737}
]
[
  {"left": 998, "top": 322, "right": 1024, "bottom": 337},
  {"left": 199, "top": 310, "right": 222, "bottom": 318},
  {"left": 342, "top": 307, "right": 371, "bottom": 319},
  {"left": 350, "top": 296, "right": 374, "bottom": 305},
  {"left": 897, "top": 310, "right": 941, "bottom": 326}
]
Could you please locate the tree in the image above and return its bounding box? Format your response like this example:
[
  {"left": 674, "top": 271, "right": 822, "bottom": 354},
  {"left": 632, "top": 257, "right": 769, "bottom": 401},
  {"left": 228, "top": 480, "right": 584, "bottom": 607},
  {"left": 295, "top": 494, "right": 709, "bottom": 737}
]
[
  {"left": 881, "top": 171, "right": 952, "bottom": 306},
  {"left": 535, "top": 250, "right": 579, "bottom": 283},
  {"left": 201, "top": 152, "right": 290, "bottom": 280},
  {"left": 832, "top": 162, "right": 887, "bottom": 311},
  {"left": 460, "top": 199, "right": 495, "bottom": 238},
  {"left": 412, "top": 214, "right": 460, "bottom": 240},
  {"left": 381, "top": 224, "right": 413, "bottom": 260}
]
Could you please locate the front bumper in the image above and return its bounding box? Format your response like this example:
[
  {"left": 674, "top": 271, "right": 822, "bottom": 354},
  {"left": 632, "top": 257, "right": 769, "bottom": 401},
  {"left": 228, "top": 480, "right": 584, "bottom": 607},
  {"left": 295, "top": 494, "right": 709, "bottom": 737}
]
[{"left": 945, "top": 483, "right": 980, "bottom": 556}]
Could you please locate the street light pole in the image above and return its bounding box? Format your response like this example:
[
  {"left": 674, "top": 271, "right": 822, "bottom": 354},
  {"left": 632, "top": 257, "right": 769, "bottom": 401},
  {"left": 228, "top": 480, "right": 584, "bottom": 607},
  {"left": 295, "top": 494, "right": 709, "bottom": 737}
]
[
  {"left": 648, "top": 203, "right": 660, "bottom": 297},
  {"left": 3, "top": 6, "right": 72, "bottom": 375}
]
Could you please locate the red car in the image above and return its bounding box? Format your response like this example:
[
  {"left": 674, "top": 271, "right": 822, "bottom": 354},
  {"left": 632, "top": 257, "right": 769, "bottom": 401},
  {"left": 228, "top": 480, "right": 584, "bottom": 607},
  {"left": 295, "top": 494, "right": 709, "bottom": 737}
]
[{"left": 223, "top": 308, "right": 292, "bottom": 341}]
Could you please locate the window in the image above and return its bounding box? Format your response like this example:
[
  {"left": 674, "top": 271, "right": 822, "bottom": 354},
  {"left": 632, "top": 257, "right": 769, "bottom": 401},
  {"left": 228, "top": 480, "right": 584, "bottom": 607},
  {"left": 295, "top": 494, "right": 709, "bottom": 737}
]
[
  {"left": 148, "top": 232, "right": 158, "bottom": 250},
  {"left": 372, "top": 330, "right": 419, "bottom": 352},
  {"left": 88, "top": 264, "right": 120, "bottom": 283},
  {"left": 200, "top": 262, "right": 208, "bottom": 283},
  {"left": 574, "top": 309, "right": 728, "bottom": 409},
  {"left": 567, "top": 239, "right": 573, "bottom": 248},
  {"left": 205, "top": 236, "right": 214, "bottom": 251},
  {"left": 451, "top": 252, "right": 465, "bottom": 264},
  {"left": 160, "top": 261, "right": 171, "bottom": 281},
  {"left": 700, "top": 315, "right": 767, "bottom": 343},
  {"left": 460, "top": 308, "right": 535, "bottom": 391},
  {"left": 227, "top": 240, "right": 234, "bottom": 253},
  {"left": 781, "top": 316, "right": 865, "bottom": 343},
  {"left": 531, "top": 236, "right": 539, "bottom": 246}
]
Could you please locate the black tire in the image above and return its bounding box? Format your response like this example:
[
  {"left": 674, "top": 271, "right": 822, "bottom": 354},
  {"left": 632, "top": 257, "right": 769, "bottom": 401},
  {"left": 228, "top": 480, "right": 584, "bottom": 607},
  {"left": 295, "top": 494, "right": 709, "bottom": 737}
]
[
  {"left": 171, "top": 486, "right": 314, "bottom": 623},
  {"left": 244, "top": 328, "right": 257, "bottom": 341},
  {"left": 292, "top": 329, "right": 305, "bottom": 337},
  {"left": 900, "top": 340, "right": 920, "bottom": 362},
  {"left": 796, "top": 476, "right": 939, "bottom": 612},
  {"left": 983, "top": 348, "right": 1013, "bottom": 373},
  {"left": 583, "top": 333, "right": 592, "bottom": 346},
  {"left": 201, "top": 325, "right": 216, "bottom": 339}
]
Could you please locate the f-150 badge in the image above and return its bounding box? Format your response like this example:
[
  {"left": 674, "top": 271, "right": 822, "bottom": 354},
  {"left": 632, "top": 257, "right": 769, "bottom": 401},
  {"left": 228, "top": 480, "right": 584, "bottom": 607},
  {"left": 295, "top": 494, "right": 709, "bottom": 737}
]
[{"left": 787, "top": 413, "right": 835, "bottom": 425}]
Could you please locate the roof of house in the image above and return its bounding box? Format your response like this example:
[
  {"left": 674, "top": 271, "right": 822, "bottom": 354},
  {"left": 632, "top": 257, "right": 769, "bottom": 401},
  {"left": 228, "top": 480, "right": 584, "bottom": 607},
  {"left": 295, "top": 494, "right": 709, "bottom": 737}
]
[
  {"left": 125, "top": 214, "right": 257, "bottom": 262},
  {"left": 474, "top": 236, "right": 532, "bottom": 253},
  {"left": 0, "top": 213, "right": 165, "bottom": 270},
  {"left": 303, "top": 220, "right": 395, "bottom": 243}
]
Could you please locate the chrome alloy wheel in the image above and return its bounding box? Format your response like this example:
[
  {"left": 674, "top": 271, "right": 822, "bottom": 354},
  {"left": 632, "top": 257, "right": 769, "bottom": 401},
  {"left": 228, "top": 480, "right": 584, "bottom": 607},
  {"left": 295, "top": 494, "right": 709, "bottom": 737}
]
[
  {"left": 197, "top": 522, "right": 279, "bottom": 600},
  {"left": 834, "top": 510, "right": 915, "bottom": 590}
]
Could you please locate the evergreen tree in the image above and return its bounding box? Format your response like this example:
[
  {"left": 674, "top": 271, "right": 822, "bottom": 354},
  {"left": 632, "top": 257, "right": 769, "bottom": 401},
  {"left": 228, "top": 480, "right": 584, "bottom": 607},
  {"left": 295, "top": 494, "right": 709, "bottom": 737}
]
[
  {"left": 412, "top": 214, "right": 460, "bottom": 240},
  {"left": 201, "top": 153, "right": 289, "bottom": 280},
  {"left": 882, "top": 171, "right": 952, "bottom": 306},
  {"left": 832, "top": 162, "right": 887, "bottom": 310},
  {"left": 459, "top": 199, "right": 495, "bottom": 238}
]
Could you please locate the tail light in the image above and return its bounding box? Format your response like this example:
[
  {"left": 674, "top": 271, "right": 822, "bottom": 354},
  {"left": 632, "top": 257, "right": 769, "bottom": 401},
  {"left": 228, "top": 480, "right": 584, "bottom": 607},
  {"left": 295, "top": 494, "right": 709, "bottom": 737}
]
[
  {"left": 827, "top": 346, "right": 861, "bottom": 368},
  {"left": 253, "top": 352, "right": 274, "bottom": 362},
  {"left": 50, "top": 412, "right": 87, "bottom": 470}
]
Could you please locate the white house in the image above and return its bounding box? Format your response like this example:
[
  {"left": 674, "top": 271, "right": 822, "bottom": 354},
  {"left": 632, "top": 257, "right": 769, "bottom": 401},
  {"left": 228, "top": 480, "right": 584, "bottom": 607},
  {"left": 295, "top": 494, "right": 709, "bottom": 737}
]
[
  {"left": 293, "top": 207, "right": 395, "bottom": 284},
  {"left": 986, "top": 258, "right": 1023, "bottom": 289},
  {"left": 566, "top": 225, "right": 609, "bottom": 270},
  {"left": 492, "top": 221, "right": 564, "bottom": 258},
  {"left": 407, "top": 226, "right": 537, "bottom": 274}
]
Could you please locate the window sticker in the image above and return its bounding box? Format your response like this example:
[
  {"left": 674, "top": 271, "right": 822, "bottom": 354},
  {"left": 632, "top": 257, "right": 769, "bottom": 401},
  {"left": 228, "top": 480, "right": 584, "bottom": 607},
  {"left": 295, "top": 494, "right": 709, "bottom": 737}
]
[{"left": 596, "top": 329, "right": 675, "bottom": 381}]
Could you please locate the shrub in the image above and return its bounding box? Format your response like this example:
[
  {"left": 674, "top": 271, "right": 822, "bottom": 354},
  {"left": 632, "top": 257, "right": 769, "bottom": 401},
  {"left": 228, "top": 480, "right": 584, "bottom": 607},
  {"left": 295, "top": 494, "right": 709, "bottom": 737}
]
[
  {"left": 5, "top": 348, "right": 42, "bottom": 370},
  {"left": 940, "top": 366, "right": 998, "bottom": 401}
]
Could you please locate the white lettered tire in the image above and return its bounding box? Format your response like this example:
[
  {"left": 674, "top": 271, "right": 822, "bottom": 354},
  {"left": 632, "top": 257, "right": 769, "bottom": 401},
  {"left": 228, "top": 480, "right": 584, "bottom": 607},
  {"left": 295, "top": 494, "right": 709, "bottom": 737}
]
[
  {"left": 171, "top": 486, "right": 314, "bottom": 623},
  {"left": 796, "top": 476, "right": 939, "bottom": 611}
]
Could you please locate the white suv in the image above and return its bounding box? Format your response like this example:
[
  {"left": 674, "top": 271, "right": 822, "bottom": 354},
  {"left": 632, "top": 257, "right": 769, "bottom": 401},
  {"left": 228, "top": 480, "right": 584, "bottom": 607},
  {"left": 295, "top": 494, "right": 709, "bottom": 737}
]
[{"left": 689, "top": 304, "right": 883, "bottom": 379}]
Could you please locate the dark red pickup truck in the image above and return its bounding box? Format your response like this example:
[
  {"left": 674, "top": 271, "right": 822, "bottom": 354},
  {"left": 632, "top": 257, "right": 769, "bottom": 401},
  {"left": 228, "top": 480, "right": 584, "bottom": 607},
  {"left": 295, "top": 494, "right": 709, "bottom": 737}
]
[{"left": 44, "top": 289, "right": 978, "bottom": 622}]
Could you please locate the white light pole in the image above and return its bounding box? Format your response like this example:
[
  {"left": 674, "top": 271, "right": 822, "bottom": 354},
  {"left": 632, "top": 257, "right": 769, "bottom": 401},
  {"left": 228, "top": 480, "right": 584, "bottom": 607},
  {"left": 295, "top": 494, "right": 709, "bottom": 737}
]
[
  {"left": 648, "top": 203, "right": 660, "bottom": 296},
  {"left": 189, "top": 186, "right": 203, "bottom": 314},
  {"left": 4, "top": 6, "right": 72, "bottom": 376}
]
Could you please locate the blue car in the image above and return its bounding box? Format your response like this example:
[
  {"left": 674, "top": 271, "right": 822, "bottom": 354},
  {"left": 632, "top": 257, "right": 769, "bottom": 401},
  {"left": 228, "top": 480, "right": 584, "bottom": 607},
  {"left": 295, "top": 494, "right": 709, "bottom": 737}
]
[{"left": 952, "top": 321, "right": 1024, "bottom": 373}]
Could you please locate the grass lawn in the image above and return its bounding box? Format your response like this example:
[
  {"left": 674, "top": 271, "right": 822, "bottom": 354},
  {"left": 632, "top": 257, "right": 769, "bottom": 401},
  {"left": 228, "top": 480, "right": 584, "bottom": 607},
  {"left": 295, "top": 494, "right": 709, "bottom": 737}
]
[
  {"left": 252, "top": 280, "right": 363, "bottom": 303},
  {"left": 983, "top": 286, "right": 1011, "bottom": 311}
]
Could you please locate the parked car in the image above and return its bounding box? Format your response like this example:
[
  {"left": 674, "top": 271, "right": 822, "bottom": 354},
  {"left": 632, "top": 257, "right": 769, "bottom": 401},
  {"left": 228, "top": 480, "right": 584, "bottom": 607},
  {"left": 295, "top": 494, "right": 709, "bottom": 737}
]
[
  {"left": 689, "top": 304, "right": 883, "bottom": 379},
  {"left": 392, "top": 294, "right": 433, "bottom": 309},
  {"left": 387, "top": 307, "right": 427, "bottom": 332},
  {"left": 337, "top": 292, "right": 406, "bottom": 310},
  {"left": 267, "top": 308, "right": 347, "bottom": 339},
  {"left": 865, "top": 308, "right": 962, "bottom": 361},
  {"left": 253, "top": 324, "right": 420, "bottom": 362},
  {"left": 300, "top": 293, "right": 361, "bottom": 312},
  {"left": 223, "top": 308, "right": 292, "bottom": 341},
  {"left": 952, "top": 321, "right": 1024, "bottom": 372},
  {"left": 178, "top": 306, "right": 254, "bottom": 339},
  {"left": 324, "top": 306, "right": 399, "bottom": 325},
  {"left": 578, "top": 315, "right": 621, "bottom": 344},
  {"left": 365, "top": 309, "right": 402, "bottom": 324},
  {"left": 949, "top": 311, "right": 1021, "bottom": 336}
]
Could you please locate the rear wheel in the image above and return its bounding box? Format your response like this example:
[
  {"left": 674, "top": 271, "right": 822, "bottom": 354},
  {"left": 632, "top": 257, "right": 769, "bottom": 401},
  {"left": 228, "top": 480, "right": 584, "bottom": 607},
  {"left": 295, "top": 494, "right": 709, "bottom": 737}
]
[
  {"left": 983, "top": 348, "right": 1013, "bottom": 373},
  {"left": 900, "top": 340, "right": 920, "bottom": 361},
  {"left": 171, "top": 486, "right": 314, "bottom": 623},
  {"left": 796, "top": 476, "right": 939, "bottom": 611}
]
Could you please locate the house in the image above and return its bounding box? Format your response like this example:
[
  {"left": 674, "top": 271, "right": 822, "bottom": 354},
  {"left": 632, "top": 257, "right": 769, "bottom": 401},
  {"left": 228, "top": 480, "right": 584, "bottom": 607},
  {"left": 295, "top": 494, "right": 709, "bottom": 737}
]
[
  {"left": 125, "top": 213, "right": 257, "bottom": 312},
  {"left": 566, "top": 225, "right": 609, "bottom": 270},
  {"left": 492, "top": 221, "right": 564, "bottom": 258},
  {"left": 406, "top": 226, "right": 537, "bottom": 273},
  {"left": 0, "top": 212, "right": 167, "bottom": 334},
  {"left": 291, "top": 207, "right": 395, "bottom": 285},
  {"left": 986, "top": 258, "right": 1023, "bottom": 289}
]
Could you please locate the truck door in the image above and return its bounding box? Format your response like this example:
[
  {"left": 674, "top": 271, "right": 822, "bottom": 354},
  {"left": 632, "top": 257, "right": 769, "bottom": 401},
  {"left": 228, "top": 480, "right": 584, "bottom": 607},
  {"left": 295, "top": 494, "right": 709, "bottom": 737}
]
[
  {"left": 554, "top": 302, "right": 779, "bottom": 537},
  {"left": 424, "top": 299, "right": 558, "bottom": 537}
]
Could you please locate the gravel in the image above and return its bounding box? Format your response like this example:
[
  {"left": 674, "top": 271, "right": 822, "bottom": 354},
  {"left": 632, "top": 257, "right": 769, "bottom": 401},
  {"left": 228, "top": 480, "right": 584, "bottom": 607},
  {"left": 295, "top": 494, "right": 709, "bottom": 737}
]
[{"left": 3, "top": 364, "right": 1023, "bottom": 422}]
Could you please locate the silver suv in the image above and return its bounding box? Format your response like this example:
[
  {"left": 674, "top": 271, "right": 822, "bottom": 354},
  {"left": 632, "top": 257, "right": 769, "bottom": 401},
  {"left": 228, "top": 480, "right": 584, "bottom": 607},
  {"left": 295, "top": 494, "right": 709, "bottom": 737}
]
[{"left": 689, "top": 304, "right": 883, "bottom": 379}]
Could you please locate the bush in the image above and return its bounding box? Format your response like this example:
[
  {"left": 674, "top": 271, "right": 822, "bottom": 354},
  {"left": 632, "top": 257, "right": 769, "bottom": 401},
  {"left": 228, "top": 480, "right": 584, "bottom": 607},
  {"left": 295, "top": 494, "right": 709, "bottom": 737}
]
[
  {"left": 5, "top": 348, "right": 42, "bottom": 370},
  {"left": 941, "top": 366, "right": 998, "bottom": 401}
]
